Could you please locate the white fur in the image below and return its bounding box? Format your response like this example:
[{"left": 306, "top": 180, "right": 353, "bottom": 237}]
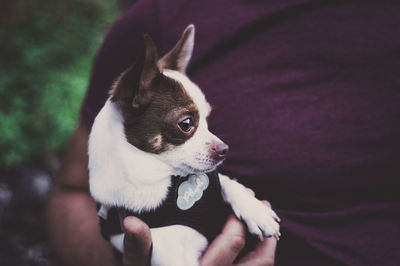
[
  {"left": 88, "top": 100, "right": 173, "bottom": 212},
  {"left": 151, "top": 225, "right": 207, "bottom": 266}
]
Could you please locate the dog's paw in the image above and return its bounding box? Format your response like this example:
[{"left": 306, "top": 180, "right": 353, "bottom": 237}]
[{"left": 231, "top": 195, "right": 281, "bottom": 240}]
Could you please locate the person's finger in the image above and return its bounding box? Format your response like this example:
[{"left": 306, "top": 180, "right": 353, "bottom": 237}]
[
  {"left": 262, "top": 235, "right": 278, "bottom": 261},
  {"left": 236, "top": 234, "right": 277, "bottom": 266},
  {"left": 122, "top": 216, "right": 152, "bottom": 266},
  {"left": 200, "top": 215, "right": 246, "bottom": 265}
]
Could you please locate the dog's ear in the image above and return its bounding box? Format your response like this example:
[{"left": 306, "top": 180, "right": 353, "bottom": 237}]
[
  {"left": 158, "top": 24, "right": 195, "bottom": 73},
  {"left": 132, "top": 34, "right": 160, "bottom": 109},
  {"left": 110, "top": 34, "right": 160, "bottom": 109}
]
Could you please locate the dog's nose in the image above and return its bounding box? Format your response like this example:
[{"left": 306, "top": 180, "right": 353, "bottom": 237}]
[{"left": 212, "top": 142, "right": 229, "bottom": 160}]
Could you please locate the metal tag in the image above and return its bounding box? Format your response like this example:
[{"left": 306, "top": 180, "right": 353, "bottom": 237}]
[{"left": 177, "top": 173, "right": 209, "bottom": 210}]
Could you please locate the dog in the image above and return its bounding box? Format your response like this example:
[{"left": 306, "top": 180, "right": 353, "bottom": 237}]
[{"left": 88, "top": 25, "right": 280, "bottom": 266}]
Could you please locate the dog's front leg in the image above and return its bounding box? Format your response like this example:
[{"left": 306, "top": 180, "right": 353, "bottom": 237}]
[{"left": 219, "top": 173, "right": 281, "bottom": 240}]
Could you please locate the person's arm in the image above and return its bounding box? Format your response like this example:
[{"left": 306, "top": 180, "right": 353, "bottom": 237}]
[{"left": 46, "top": 121, "right": 120, "bottom": 266}]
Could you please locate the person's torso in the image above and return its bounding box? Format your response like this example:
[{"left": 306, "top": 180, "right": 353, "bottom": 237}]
[{"left": 154, "top": 1, "right": 400, "bottom": 265}]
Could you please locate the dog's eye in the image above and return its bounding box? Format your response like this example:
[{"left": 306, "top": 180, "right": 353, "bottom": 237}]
[{"left": 178, "top": 118, "right": 194, "bottom": 133}]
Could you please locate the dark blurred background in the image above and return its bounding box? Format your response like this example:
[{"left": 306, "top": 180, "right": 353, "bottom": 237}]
[{"left": 0, "top": 1, "right": 135, "bottom": 265}]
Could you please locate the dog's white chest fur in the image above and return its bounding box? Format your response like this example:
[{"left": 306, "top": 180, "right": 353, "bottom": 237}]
[{"left": 89, "top": 100, "right": 173, "bottom": 212}]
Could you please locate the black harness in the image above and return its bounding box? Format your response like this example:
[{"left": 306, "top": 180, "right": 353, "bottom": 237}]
[{"left": 98, "top": 171, "right": 231, "bottom": 244}]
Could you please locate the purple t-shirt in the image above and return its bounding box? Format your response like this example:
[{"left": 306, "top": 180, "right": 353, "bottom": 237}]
[{"left": 81, "top": 1, "right": 400, "bottom": 265}]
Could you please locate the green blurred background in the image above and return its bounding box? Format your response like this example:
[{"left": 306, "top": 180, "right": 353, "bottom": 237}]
[
  {"left": 0, "top": 1, "right": 135, "bottom": 265},
  {"left": 0, "top": 0, "right": 134, "bottom": 167}
]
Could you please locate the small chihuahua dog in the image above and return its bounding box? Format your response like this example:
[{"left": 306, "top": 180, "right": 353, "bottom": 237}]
[{"left": 88, "top": 25, "right": 280, "bottom": 266}]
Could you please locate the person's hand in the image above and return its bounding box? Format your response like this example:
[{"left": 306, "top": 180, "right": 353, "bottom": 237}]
[
  {"left": 121, "top": 200, "right": 277, "bottom": 266},
  {"left": 200, "top": 201, "right": 277, "bottom": 266},
  {"left": 122, "top": 216, "right": 152, "bottom": 266}
]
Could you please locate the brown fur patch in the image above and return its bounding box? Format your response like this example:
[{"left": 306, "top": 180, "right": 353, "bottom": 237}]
[{"left": 116, "top": 73, "right": 199, "bottom": 154}]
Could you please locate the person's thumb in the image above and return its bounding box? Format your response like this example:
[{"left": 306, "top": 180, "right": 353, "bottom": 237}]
[{"left": 122, "top": 216, "right": 152, "bottom": 266}]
